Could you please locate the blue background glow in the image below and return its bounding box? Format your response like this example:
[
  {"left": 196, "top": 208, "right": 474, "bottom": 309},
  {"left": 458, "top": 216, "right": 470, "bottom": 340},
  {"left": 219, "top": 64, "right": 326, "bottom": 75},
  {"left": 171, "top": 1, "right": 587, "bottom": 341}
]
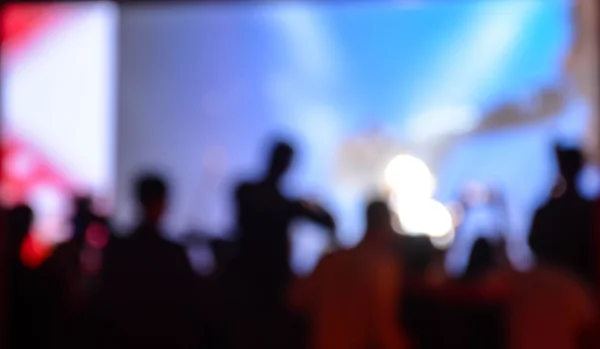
[{"left": 116, "top": 1, "right": 594, "bottom": 274}]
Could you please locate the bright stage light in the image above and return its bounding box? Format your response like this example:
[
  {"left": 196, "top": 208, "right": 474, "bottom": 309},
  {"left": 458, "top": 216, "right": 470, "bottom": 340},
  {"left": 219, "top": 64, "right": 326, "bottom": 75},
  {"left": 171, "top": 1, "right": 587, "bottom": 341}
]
[
  {"left": 385, "top": 154, "right": 453, "bottom": 241},
  {"left": 393, "top": 199, "right": 454, "bottom": 238},
  {"left": 384, "top": 155, "right": 434, "bottom": 203},
  {"left": 430, "top": 230, "right": 455, "bottom": 250}
]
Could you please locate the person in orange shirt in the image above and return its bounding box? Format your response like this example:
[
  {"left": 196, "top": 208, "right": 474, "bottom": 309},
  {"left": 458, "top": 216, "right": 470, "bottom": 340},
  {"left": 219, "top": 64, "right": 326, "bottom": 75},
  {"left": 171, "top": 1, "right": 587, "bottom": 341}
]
[{"left": 290, "top": 200, "right": 410, "bottom": 349}]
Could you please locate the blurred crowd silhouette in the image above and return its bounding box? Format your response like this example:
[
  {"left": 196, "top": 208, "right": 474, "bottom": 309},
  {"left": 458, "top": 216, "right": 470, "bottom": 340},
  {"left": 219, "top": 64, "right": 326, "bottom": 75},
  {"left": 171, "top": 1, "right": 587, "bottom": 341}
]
[{"left": 3, "top": 139, "right": 599, "bottom": 349}]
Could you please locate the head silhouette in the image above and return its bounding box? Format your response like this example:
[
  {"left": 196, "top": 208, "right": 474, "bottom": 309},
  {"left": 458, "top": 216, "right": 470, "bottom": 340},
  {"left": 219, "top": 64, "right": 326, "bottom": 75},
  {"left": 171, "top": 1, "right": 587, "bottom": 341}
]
[
  {"left": 7, "top": 204, "right": 33, "bottom": 252},
  {"left": 135, "top": 173, "right": 168, "bottom": 225},
  {"left": 554, "top": 145, "right": 584, "bottom": 186},
  {"left": 73, "top": 195, "right": 92, "bottom": 215},
  {"left": 365, "top": 199, "right": 393, "bottom": 240},
  {"left": 266, "top": 141, "right": 294, "bottom": 183},
  {"left": 464, "top": 238, "right": 494, "bottom": 281},
  {"left": 71, "top": 195, "right": 94, "bottom": 240}
]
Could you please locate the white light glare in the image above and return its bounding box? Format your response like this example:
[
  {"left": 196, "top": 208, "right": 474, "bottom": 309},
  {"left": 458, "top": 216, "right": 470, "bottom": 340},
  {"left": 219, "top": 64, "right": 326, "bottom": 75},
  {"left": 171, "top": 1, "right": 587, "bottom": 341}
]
[
  {"left": 384, "top": 155, "right": 434, "bottom": 203},
  {"left": 393, "top": 199, "right": 454, "bottom": 238},
  {"left": 430, "top": 230, "right": 455, "bottom": 250}
]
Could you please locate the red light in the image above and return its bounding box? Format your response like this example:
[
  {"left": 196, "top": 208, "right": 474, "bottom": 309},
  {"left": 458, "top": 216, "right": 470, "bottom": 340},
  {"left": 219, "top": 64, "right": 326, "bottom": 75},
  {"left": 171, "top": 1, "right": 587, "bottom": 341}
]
[{"left": 20, "top": 232, "right": 52, "bottom": 268}]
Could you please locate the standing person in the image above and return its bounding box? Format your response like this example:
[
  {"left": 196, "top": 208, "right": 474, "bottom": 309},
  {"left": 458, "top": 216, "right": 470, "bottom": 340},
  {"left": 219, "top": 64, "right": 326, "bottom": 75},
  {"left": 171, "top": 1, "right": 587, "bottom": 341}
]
[
  {"left": 508, "top": 223, "right": 597, "bottom": 349},
  {"left": 289, "top": 200, "right": 409, "bottom": 349},
  {"left": 235, "top": 140, "right": 335, "bottom": 304},
  {"left": 230, "top": 140, "right": 336, "bottom": 349},
  {"left": 6, "top": 204, "right": 37, "bottom": 349},
  {"left": 529, "top": 145, "right": 595, "bottom": 284},
  {"left": 100, "top": 174, "right": 197, "bottom": 349},
  {"left": 6, "top": 205, "right": 64, "bottom": 349},
  {"left": 44, "top": 195, "right": 111, "bottom": 348}
]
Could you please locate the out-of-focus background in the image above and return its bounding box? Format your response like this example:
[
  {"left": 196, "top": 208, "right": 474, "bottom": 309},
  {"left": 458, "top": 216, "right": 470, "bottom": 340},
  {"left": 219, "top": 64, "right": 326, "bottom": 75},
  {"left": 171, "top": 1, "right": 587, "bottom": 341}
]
[
  {"left": 2, "top": 2, "right": 117, "bottom": 265},
  {"left": 2, "top": 0, "right": 598, "bottom": 275}
]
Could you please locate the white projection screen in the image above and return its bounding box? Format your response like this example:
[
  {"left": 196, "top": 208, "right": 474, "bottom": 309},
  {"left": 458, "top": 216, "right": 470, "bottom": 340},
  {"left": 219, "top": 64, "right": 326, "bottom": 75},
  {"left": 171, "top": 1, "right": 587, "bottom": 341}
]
[{"left": 1, "top": 2, "right": 118, "bottom": 245}]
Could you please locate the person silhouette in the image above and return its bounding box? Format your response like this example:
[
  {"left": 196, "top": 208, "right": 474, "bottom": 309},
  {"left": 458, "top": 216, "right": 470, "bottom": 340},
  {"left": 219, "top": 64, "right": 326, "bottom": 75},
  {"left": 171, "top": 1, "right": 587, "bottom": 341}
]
[
  {"left": 6, "top": 204, "right": 65, "bottom": 348},
  {"left": 529, "top": 145, "right": 595, "bottom": 284},
  {"left": 229, "top": 141, "right": 336, "bottom": 349},
  {"left": 289, "top": 200, "right": 409, "bottom": 349},
  {"left": 463, "top": 238, "right": 495, "bottom": 282},
  {"left": 235, "top": 141, "right": 335, "bottom": 294},
  {"left": 509, "top": 206, "right": 597, "bottom": 349},
  {"left": 6, "top": 204, "right": 33, "bottom": 263},
  {"left": 6, "top": 204, "right": 36, "bottom": 348},
  {"left": 49, "top": 195, "right": 106, "bottom": 282},
  {"left": 100, "top": 174, "right": 197, "bottom": 349},
  {"left": 70, "top": 195, "right": 107, "bottom": 240},
  {"left": 42, "top": 195, "right": 114, "bottom": 348}
]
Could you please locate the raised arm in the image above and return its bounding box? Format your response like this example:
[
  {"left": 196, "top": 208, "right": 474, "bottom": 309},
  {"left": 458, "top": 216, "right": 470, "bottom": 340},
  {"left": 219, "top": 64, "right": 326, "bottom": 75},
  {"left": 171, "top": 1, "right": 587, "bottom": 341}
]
[{"left": 294, "top": 200, "right": 336, "bottom": 230}]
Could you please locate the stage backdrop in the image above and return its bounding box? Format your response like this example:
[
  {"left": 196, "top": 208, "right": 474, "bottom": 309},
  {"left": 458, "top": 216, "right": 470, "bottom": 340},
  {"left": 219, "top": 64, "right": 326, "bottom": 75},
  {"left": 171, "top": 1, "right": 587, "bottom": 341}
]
[
  {"left": 2, "top": 1, "right": 597, "bottom": 275},
  {"left": 116, "top": 1, "right": 597, "bottom": 274}
]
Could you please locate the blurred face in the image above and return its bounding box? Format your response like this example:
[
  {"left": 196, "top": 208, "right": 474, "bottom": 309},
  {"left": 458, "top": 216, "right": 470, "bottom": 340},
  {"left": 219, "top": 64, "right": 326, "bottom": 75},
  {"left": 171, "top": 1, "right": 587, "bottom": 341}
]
[
  {"left": 381, "top": 219, "right": 395, "bottom": 240},
  {"left": 368, "top": 214, "right": 395, "bottom": 242},
  {"left": 145, "top": 196, "right": 166, "bottom": 223},
  {"left": 270, "top": 153, "right": 293, "bottom": 180},
  {"left": 281, "top": 155, "right": 293, "bottom": 175}
]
